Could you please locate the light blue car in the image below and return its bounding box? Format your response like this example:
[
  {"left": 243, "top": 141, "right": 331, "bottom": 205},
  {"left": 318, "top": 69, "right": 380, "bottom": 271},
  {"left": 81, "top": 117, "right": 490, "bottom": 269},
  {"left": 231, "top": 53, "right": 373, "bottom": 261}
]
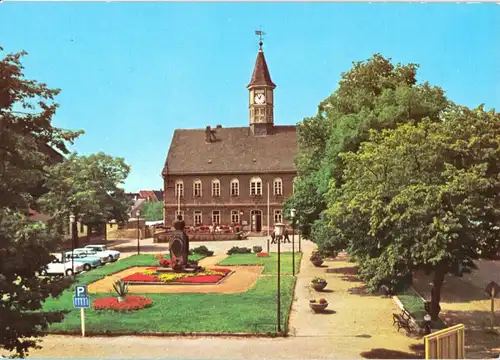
[{"left": 64, "top": 251, "right": 102, "bottom": 271}]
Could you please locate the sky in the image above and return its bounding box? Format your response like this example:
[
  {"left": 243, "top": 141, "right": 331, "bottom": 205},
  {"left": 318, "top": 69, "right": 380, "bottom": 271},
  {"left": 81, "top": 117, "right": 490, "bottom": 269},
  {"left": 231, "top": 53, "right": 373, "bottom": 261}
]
[{"left": 1, "top": 2, "right": 499, "bottom": 192}]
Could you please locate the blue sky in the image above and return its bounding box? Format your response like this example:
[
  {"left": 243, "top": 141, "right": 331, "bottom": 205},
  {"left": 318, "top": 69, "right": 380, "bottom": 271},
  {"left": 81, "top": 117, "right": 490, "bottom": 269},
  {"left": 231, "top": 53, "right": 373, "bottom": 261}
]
[{"left": 1, "top": 3, "right": 499, "bottom": 192}]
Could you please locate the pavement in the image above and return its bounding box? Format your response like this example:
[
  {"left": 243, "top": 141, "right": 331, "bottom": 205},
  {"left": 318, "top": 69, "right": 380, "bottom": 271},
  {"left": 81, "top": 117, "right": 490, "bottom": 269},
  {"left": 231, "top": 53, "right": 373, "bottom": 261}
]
[{"left": 16, "top": 236, "right": 430, "bottom": 359}]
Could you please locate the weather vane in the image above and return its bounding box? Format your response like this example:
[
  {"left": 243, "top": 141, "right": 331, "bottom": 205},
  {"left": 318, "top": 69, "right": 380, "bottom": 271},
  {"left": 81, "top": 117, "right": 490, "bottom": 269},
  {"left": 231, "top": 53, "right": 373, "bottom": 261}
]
[{"left": 255, "top": 27, "right": 265, "bottom": 49}]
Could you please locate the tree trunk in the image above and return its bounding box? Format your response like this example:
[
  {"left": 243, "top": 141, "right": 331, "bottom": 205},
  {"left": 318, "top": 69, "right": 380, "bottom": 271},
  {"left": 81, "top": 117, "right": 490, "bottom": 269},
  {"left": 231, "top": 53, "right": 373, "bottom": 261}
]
[
  {"left": 430, "top": 268, "right": 445, "bottom": 321},
  {"left": 72, "top": 221, "right": 79, "bottom": 249}
]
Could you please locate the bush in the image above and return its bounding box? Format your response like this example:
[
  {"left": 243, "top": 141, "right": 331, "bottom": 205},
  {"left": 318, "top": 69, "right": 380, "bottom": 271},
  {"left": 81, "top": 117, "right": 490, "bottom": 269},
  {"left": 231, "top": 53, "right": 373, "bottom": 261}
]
[
  {"left": 227, "top": 246, "right": 252, "bottom": 255},
  {"left": 252, "top": 246, "right": 263, "bottom": 253},
  {"left": 191, "top": 245, "right": 214, "bottom": 256},
  {"left": 93, "top": 295, "right": 153, "bottom": 311}
]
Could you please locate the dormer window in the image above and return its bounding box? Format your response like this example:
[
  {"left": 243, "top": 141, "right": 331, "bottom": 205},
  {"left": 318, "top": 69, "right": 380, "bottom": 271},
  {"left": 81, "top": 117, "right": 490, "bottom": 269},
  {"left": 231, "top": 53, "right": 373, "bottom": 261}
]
[
  {"left": 250, "top": 177, "right": 262, "bottom": 196},
  {"left": 212, "top": 179, "right": 221, "bottom": 197}
]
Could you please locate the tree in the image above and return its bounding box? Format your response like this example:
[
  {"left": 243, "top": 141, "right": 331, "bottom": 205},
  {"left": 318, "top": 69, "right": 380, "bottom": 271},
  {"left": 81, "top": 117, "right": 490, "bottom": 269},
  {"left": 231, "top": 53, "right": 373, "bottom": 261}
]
[
  {"left": 324, "top": 105, "right": 500, "bottom": 320},
  {"left": 40, "top": 152, "right": 132, "bottom": 247},
  {"left": 0, "top": 47, "right": 82, "bottom": 357},
  {"left": 141, "top": 201, "right": 164, "bottom": 221},
  {"left": 286, "top": 54, "right": 450, "bottom": 238}
]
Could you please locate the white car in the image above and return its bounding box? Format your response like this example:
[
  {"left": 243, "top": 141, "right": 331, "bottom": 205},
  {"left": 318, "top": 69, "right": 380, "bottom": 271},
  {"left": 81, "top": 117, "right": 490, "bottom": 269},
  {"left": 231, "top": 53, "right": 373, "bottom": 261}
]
[
  {"left": 73, "top": 248, "right": 109, "bottom": 263},
  {"left": 41, "top": 256, "right": 84, "bottom": 276},
  {"left": 84, "top": 244, "right": 120, "bottom": 262}
]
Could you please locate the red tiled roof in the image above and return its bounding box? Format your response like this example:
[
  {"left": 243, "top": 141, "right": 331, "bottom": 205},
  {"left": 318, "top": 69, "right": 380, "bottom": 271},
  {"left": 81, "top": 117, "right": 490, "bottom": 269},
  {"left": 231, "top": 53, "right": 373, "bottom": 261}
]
[{"left": 139, "top": 190, "right": 158, "bottom": 201}]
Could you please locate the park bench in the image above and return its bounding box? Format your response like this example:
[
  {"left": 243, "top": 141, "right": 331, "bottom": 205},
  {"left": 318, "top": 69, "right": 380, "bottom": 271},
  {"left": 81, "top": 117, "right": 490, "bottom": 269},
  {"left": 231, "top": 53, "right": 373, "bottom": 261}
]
[{"left": 392, "top": 308, "right": 413, "bottom": 333}]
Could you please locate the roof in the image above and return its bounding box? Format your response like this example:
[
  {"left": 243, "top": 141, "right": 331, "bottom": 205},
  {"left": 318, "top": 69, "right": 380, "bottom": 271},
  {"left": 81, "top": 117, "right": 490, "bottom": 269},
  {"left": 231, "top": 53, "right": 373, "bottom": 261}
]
[
  {"left": 153, "top": 190, "right": 164, "bottom": 201},
  {"left": 247, "top": 49, "right": 276, "bottom": 89},
  {"left": 139, "top": 190, "right": 158, "bottom": 201},
  {"left": 163, "top": 125, "right": 297, "bottom": 175}
]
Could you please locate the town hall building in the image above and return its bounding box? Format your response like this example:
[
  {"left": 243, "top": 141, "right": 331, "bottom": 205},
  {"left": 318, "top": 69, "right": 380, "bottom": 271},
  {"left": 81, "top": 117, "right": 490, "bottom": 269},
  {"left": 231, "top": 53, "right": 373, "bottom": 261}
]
[{"left": 162, "top": 39, "right": 297, "bottom": 232}]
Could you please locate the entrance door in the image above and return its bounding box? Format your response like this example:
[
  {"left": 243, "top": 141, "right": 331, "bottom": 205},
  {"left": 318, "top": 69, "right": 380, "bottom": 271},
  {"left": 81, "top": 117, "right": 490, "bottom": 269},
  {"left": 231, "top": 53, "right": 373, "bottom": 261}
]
[{"left": 251, "top": 210, "right": 262, "bottom": 232}]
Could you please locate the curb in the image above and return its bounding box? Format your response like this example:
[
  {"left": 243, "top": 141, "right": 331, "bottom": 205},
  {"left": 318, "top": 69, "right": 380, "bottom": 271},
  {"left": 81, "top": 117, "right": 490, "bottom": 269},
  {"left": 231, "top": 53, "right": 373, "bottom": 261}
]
[{"left": 47, "top": 331, "right": 286, "bottom": 338}]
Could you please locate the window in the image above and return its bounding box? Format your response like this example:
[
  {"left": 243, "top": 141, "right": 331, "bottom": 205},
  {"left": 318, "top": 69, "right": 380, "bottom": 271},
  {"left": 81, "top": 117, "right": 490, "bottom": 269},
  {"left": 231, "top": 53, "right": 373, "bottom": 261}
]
[
  {"left": 250, "top": 176, "right": 262, "bottom": 196},
  {"left": 212, "top": 179, "right": 220, "bottom": 197},
  {"left": 274, "top": 209, "right": 283, "bottom": 224},
  {"left": 80, "top": 222, "right": 84, "bottom": 233},
  {"left": 175, "top": 210, "right": 184, "bottom": 221},
  {"left": 194, "top": 211, "right": 202, "bottom": 226},
  {"left": 193, "top": 179, "right": 202, "bottom": 197},
  {"left": 175, "top": 180, "right": 184, "bottom": 197},
  {"left": 274, "top": 178, "right": 283, "bottom": 196},
  {"left": 212, "top": 210, "right": 221, "bottom": 225},
  {"left": 231, "top": 210, "right": 240, "bottom": 224},
  {"left": 230, "top": 179, "right": 239, "bottom": 196}
]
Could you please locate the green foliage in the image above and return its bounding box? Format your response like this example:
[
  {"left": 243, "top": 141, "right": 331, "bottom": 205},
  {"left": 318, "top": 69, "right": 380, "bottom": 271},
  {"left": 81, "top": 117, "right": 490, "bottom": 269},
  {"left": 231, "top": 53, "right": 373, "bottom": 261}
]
[
  {"left": 311, "top": 277, "right": 327, "bottom": 284},
  {"left": 112, "top": 280, "right": 129, "bottom": 298},
  {"left": 287, "top": 54, "right": 449, "bottom": 238},
  {"left": 226, "top": 246, "right": 252, "bottom": 255},
  {"left": 190, "top": 245, "right": 214, "bottom": 257},
  {"left": 141, "top": 201, "right": 163, "bottom": 221},
  {"left": 39, "top": 152, "right": 133, "bottom": 236},
  {"left": 252, "top": 245, "right": 263, "bottom": 253},
  {"left": 0, "top": 47, "right": 82, "bottom": 357}
]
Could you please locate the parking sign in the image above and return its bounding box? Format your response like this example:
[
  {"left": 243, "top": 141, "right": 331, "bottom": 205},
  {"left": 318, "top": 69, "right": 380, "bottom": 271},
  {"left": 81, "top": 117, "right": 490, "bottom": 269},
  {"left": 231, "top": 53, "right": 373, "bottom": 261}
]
[{"left": 73, "top": 285, "right": 90, "bottom": 309}]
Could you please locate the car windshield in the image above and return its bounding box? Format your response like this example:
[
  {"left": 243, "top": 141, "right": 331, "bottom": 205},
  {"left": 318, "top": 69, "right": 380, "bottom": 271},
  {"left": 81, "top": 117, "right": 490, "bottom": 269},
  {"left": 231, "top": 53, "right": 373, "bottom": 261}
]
[{"left": 89, "top": 246, "right": 103, "bottom": 251}]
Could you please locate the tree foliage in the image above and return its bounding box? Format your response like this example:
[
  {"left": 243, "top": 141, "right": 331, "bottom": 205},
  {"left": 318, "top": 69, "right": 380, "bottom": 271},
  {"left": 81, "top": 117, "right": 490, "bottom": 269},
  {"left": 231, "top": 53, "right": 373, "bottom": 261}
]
[
  {"left": 0, "top": 47, "right": 81, "bottom": 357},
  {"left": 141, "top": 201, "right": 164, "bottom": 221},
  {"left": 285, "top": 54, "right": 449, "bottom": 237},
  {"left": 324, "top": 106, "right": 500, "bottom": 319}
]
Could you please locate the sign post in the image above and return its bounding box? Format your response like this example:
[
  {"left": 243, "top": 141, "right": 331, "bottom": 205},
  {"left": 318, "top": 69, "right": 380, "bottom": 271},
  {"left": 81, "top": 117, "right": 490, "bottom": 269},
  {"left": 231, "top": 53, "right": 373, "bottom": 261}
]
[
  {"left": 73, "top": 285, "right": 90, "bottom": 337},
  {"left": 484, "top": 281, "right": 500, "bottom": 331}
]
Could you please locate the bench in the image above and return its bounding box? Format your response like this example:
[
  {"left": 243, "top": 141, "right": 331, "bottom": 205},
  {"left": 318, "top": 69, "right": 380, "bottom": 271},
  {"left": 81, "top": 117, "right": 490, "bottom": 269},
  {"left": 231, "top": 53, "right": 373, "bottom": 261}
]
[{"left": 392, "top": 308, "right": 413, "bottom": 333}]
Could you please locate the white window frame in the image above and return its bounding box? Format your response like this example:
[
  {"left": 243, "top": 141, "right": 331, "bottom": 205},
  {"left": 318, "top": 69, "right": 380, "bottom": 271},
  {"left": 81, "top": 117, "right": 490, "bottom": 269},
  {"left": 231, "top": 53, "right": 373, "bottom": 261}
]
[
  {"left": 274, "top": 178, "right": 283, "bottom": 196},
  {"left": 212, "top": 210, "right": 221, "bottom": 225},
  {"left": 175, "top": 180, "right": 184, "bottom": 197},
  {"left": 274, "top": 209, "right": 283, "bottom": 224},
  {"left": 250, "top": 176, "right": 262, "bottom": 196},
  {"left": 175, "top": 210, "right": 184, "bottom": 221},
  {"left": 212, "top": 179, "right": 221, "bottom": 197},
  {"left": 230, "top": 179, "right": 239, "bottom": 196},
  {"left": 231, "top": 210, "right": 240, "bottom": 224},
  {"left": 193, "top": 210, "right": 202, "bottom": 226},
  {"left": 193, "top": 179, "right": 202, "bottom": 197}
]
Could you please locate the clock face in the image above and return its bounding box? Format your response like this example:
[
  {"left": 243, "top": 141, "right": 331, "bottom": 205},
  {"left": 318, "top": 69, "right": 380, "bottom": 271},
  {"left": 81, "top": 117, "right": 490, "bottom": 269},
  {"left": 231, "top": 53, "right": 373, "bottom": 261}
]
[{"left": 254, "top": 93, "right": 266, "bottom": 105}]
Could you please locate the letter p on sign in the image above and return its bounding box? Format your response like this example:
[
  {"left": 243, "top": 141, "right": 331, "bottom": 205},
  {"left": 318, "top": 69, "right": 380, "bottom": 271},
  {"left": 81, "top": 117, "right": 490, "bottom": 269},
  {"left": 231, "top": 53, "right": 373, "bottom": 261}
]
[{"left": 76, "top": 285, "right": 87, "bottom": 297}]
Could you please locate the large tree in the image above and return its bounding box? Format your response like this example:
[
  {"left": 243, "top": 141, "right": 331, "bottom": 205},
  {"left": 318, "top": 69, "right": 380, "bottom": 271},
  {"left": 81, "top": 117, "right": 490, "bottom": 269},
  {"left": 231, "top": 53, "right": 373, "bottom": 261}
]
[
  {"left": 40, "top": 152, "right": 132, "bottom": 247},
  {"left": 0, "top": 48, "right": 82, "bottom": 357},
  {"left": 324, "top": 105, "right": 500, "bottom": 320},
  {"left": 285, "top": 54, "right": 450, "bottom": 238}
]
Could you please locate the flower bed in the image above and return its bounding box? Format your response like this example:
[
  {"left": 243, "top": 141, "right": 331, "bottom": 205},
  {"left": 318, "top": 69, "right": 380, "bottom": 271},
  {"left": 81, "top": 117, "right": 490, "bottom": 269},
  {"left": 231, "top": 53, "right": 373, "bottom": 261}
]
[
  {"left": 122, "top": 267, "right": 232, "bottom": 284},
  {"left": 93, "top": 295, "right": 153, "bottom": 311},
  {"left": 257, "top": 252, "right": 269, "bottom": 257}
]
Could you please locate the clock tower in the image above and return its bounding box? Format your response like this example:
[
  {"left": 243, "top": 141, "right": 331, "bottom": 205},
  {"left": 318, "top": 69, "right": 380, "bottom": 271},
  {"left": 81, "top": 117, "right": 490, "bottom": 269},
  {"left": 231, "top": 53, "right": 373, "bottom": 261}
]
[{"left": 247, "top": 39, "right": 276, "bottom": 136}]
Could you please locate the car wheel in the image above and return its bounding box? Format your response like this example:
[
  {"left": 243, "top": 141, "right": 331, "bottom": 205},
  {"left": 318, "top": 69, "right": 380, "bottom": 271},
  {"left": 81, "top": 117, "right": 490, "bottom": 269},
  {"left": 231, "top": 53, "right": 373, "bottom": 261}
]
[
  {"left": 66, "top": 269, "right": 74, "bottom": 276},
  {"left": 83, "top": 264, "right": 91, "bottom": 271},
  {"left": 108, "top": 255, "right": 114, "bottom": 262}
]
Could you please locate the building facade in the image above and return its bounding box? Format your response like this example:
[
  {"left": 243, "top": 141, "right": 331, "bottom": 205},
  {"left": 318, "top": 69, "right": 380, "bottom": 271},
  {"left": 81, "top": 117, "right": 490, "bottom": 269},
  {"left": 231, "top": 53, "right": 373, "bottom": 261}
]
[{"left": 162, "top": 40, "right": 297, "bottom": 232}]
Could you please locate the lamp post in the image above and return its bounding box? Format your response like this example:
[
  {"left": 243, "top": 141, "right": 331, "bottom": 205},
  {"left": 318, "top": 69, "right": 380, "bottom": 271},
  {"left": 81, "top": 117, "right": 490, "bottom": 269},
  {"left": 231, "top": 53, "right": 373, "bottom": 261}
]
[
  {"left": 423, "top": 313, "right": 432, "bottom": 335},
  {"left": 69, "top": 214, "right": 76, "bottom": 274},
  {"left": 291, "top": 208, "right": 296, "bottom": 276},
  {"left": 274, "top": 222, "right": 285, "bottom": 334},
  {"left": 136, "top": 210, "right": 141, "bottom": 255}
]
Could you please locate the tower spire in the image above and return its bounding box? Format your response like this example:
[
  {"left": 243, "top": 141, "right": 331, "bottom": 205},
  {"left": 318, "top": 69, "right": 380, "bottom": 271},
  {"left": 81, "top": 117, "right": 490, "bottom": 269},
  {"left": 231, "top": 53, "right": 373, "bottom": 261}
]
[
  {"left": 247, "top": 29, "right": 276, "bottom": 89},
  {"left": 255, "top": 28, "right": 265, "bottom": 51}
]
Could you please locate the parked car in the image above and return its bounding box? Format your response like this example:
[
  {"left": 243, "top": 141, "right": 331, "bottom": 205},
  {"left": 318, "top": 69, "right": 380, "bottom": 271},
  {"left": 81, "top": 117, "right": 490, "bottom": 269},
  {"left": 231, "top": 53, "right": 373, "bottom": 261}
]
[
  {"left": 84, "top": 244, "right": 120, "bottom": 262},
  {"left": 63, "top": 251, "right": 102, "bottom": 271},
  {"left": 39, "top": 255, "right": 85, "bottom": 276},
  {"left": 73, "top": 248, "right": 109, "bottom": 263}
]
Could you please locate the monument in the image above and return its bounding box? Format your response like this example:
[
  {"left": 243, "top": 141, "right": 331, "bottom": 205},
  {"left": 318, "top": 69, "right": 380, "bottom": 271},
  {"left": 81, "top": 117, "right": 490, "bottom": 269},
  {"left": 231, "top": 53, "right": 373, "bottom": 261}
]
[{"left": 165, "top": 215, "right": 201, "bottom": 272}]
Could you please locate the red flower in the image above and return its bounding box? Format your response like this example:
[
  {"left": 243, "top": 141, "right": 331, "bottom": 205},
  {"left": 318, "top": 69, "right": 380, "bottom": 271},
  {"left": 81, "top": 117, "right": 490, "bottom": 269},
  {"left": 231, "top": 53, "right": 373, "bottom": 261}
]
[
  {"left": 319, "top": 298, "right": 327, "bottom": 304},
  {"left": 93, "top": 295, "right": 153, "bottom": 311},
  {"left": 158, "top": 259, "right": 169, "bottom": 267},
  {"left": 154, "top": 254, "right": 164, "bottom": 259},
  {"left": 257, "top": 252, "right": 270, "bottom": 257},
  {"left": 174, "top": 275, "right": 223, "bottom": 283},
  {"left": 209, "top": 268, "right": 231, "bottom": 274}
]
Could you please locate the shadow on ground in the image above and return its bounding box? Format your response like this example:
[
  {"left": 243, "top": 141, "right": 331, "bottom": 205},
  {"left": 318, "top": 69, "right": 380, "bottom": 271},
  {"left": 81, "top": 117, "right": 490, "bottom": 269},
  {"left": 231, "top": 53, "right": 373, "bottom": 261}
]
[
  {"left": 111, "top": 245, "right": 170, "bottom": 254},
  {"left": 360, "top": 344, "right": 425, "bottom": 359}
]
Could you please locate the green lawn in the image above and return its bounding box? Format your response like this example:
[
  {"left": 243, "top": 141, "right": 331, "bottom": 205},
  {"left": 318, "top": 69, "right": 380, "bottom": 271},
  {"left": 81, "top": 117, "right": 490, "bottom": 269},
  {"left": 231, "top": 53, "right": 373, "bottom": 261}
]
[
  {"left": 397, "top": 287, "right": 446, "bottom": 329},
  {"left": 217, "top": 252, "right": 302, "bottom": 275},
  {"left": 42, "top": 253, "right": 297, "bottom": 335}
]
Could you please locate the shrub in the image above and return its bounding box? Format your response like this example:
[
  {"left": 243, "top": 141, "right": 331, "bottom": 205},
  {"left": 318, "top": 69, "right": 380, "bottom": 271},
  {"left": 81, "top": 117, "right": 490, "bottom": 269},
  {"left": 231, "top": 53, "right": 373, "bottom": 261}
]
[
  {"left": 310, "top": 252, "right": 323, "bottom": 262},
  {"left": 311, "top": 277, "right": 327, "bottom": 284},
  {"left": 252, "top": 246, "right": 263, "bottom": 253},
  {"left": 112, "top": 280, "right": 129, "bottom": 297},
  {"left": 93, "top": 295, "right": 153, "bottom": 311},
  {"left": 191, "top": 245, "right": 214, "bottom": 256},
  {"left": 227, "top": 246, "right": 252, "bottom": 255}
]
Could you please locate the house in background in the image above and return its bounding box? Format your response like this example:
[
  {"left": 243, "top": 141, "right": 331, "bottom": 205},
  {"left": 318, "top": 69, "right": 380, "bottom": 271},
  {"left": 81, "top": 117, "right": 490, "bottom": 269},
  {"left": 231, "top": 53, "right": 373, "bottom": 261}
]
[{"left": 139, "top": 190, "right": 159, "bottom": 202}]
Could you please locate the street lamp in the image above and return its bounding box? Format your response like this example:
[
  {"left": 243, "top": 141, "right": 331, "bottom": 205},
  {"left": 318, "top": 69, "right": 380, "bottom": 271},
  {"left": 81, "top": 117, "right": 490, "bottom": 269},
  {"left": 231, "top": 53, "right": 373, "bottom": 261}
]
[
  {"left": 423, "top": 313, "right": 432, "bottom": 335},
  {"left": 136, "top": 210, "right": 141, "bottom": 255},
  {"left": 69, "top": 214, "right": 76, "bottom": 275},
  {"left": 290, "top": 209, "right": 296, "bottom": 276},
  {"left": 274, "top": 222, "right": 285, "bottom": 334}
]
